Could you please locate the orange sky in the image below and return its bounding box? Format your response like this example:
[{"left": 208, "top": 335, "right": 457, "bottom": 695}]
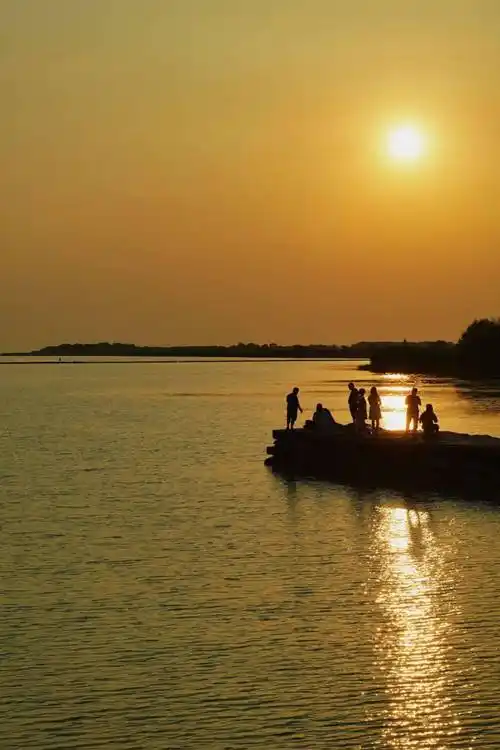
[{"left": 1, "top": 0, "right": 499, "bottom": 350}]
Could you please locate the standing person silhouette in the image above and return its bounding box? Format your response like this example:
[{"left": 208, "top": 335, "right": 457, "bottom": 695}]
[
  {"left": 368, "top": 386, "right": 382, "bottom": 432},
  {"left": 405, "top": 387, "right": 421, "bottom": 432},
  {"left": 286, "top": 387, "right": 303, "bottom": 429},
  {"left": 356, "top": 388, "right": 368, "bottom": 432},
  {"left": 348, "top": 382, "right": 358, "bottom": 423}
]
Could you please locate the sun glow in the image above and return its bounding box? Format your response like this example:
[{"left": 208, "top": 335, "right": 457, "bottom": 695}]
[
  {"left": 378, "top": 383, "right": 412, "bottom": 431},
  {"left": 387, "top": 125, "right": 425, "bottom": 162},
  {"left": 380, "top": 393, "right": 407, "bottom": 431}
]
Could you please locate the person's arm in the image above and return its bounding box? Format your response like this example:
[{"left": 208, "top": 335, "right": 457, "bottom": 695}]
[{"left": 298, "top": 400, "right": 303, "bottom": 413}]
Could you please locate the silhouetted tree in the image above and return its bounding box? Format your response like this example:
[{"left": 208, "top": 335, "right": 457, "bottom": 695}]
[{"left": 457, "top": 318, "right": 500, "bottom": 375}]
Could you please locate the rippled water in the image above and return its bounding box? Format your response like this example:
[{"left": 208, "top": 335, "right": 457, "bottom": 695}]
[{"left": 1, "top": 358, "right": 500, "bottom": 749}]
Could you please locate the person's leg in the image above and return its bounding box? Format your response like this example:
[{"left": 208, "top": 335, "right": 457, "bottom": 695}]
[
  {"left": 412, "top": 415, "right": 418, "bottom": 432},
  {"left": 406, "top": 412, "right": 411, "bottom": 432}
]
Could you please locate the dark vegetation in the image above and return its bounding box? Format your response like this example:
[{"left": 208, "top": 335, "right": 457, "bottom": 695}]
[
  {"left": 3, "top": 318, "right": 499, "bottom": 376},
  {"left": 360, "top": 318, "right": 500, "bottom": 378},
  {"left": 3, "top": 341, "right": 407, "bottom": 359}
]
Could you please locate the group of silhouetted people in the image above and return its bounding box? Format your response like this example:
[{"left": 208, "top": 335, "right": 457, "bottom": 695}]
[
  {"left": 403, "top": 386, "right": 439, "bottom": 436},
  {"left": 286, "top": 388, "right": 339, "bottom": 432},
  {"left": 348, "top": 382, "right": 439, "bottom": 436},
  {"left": 286, "top": 384, "right": 440, "bottom": 437},
  {"left": 348, "top": 382, "right": 383, "bottom": 432}
]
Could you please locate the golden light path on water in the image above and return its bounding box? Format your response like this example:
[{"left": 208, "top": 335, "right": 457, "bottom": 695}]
[
  {"left": 379, "top": 374, "right": 411, "bottom": 431},
  {"left": 369, "top": 505, "right": 463, "bottom": 749}
]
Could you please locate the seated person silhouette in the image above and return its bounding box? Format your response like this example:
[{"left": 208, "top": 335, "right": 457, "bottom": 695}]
[
  {"left": 312, "top": 403, "right": 337, "bottom": 431},
  {"left": 419, "top": 403, "right": 439, "bottom": 437}
]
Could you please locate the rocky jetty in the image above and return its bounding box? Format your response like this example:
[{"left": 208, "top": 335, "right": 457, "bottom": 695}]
[{"left": 265, "top": 426, "right": 500, "bottom": 495}]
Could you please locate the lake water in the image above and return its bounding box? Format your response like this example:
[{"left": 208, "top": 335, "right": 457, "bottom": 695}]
[{"left": 1, "top": 358, "right": 500, "bottom": 749}]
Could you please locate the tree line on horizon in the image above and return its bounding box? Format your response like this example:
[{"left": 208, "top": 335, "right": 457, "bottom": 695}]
[
  {"left": 3, "top": 340, "right": 439, "bottom": 359},
  {"left": 3, "top": 318, "right": 498, "bottom": 375},
  {"left": 365, "top": 318, "right": 500, "bottom": 377}
]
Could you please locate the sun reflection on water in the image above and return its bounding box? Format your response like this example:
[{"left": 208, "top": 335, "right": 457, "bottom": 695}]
[
  {"left": 380, "top": 393, "right": 407, "bottom": 431},
  {"left": 371, "top": 505, "right": 461, "bottom": 748},
  {"left": 382, "top": 374, "right": 411, "bottom": 381},
  {"left": 375, "top": 374, "right": 412, "bottom": 431}
]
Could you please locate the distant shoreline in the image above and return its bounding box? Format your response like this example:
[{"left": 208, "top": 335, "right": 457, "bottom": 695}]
[
  {"left": 4, "top": 318, "right": 499, "bottom": 378},
  {"left": 359, "top": 343, "right": 500, "bottom": 381},
  {"left": 0, "top": 340, "right": 447, "bottom": 360},
  {"left": 0, "top": 344, "right": 405, "bottom": 359},
  {"left": 0, "top": 357, "right": 366, "bottom": 365}
]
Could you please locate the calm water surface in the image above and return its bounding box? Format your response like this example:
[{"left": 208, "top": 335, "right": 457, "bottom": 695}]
[{"left": 1, "top": 359, "right": 500, "bottom": 749}]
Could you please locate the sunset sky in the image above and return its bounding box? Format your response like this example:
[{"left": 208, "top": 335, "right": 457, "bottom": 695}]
[{"left": 1, "top": 0, "right": 499, "bottom": 350}]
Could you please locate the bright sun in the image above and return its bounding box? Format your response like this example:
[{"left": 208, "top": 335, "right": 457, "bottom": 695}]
[{"left": 387, "top": 125, "right": 425, "bottom": 162}]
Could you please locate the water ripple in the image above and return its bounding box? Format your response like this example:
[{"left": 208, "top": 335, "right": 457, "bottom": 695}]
[{"left": 2, "top": 361, "right": 500, "bottom": 748}]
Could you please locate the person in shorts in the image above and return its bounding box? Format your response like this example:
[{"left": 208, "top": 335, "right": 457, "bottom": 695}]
[
  {"left": 405, "top": 387, "right": 421, "bottom": 432},
  {"left": 286, "top": 387, "right": 303, "bottom": 429}
]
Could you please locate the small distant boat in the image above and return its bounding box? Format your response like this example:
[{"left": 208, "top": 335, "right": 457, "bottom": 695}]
[{"left": 265, "top": 426, "right": 500, "bottom": 494}]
